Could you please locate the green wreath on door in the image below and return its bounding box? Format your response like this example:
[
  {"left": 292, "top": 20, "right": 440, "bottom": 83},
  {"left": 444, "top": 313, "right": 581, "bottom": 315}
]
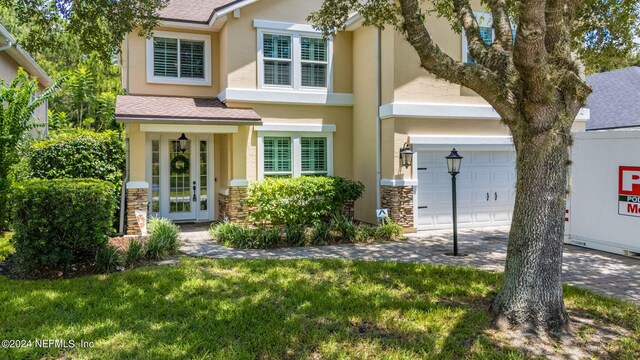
[{"left": 170, "top": 155, "right": 190, "bottom": 175}]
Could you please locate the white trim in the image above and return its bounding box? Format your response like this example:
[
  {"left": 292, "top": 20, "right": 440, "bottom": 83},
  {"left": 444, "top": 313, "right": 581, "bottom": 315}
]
[
  {"left": 126, "top": 181, "right": 149, "bottom": 189},
  {"left": 208, "top": 0, "right": 259, "bottom": 27},
  {"left": 255, "top": 123, "right": 336, "bottom": 132},
  {"left": 117, "top": 116, "right": 261, "bottom": 125},
  {"left": 575, "top": 128, "right": 640, "bottom": 139},
  {"left": 229, "top": 179, "right": 250, "bottom": 187},
  {"left": 218, "top": 188, "right": 230, "bottom": 196},
  {"left": 344, "top": 14, "right": 364, "bottom": 31},
  {"left": 160, "top": 20, "right": 211, "bottom": 31},
  {"left": 380, "top": 179, "right": 418, "bottom": 186},
  {"left": 257, "top": 131, "right": 334, "bottom": 180},
  {"left": 146, "top": 30, "right": 212, "bottom": 86},
  {"left": 253, "top": 19, "right": 320, "bottom": 33},
  {"left": 410, "top": 135, "right": 513, "bottom": 146},
  {"left": 219, "top": 88, "right": 353, "bottom": 106},
  {"left": 380, "top": 102, "right": 590, "bottom": 121},
  {"left": 140, "top": 124, "right": 238, "bottom": 133},
  {"left": 256, "top": 27, "right": 334, "bottom": 92},
  {"left": 0, "top": 24, "right": 53, "bottom": 87}
]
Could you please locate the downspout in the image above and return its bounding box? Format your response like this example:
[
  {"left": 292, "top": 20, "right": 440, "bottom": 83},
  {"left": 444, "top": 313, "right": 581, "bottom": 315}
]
[
  {"left": 0, "top": 42, "right": 13, "bottom": 52},
  {"left": 119, "top": 35, "right": 131, "bottom": 235},
  {"left": 375, "top": 28, "right": 382, "bottom": 209}
]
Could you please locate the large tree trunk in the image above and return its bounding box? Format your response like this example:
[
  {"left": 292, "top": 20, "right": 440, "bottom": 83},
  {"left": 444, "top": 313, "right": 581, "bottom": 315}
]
[{"left": 492, "top": 116, "right": 573, "bottom": 335}]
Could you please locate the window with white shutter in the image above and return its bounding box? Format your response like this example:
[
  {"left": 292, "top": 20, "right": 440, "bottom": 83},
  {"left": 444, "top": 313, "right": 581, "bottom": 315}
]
[
  {"left": 146, "top": 31, "right": 211, "bottom": 86},
  {"left": 258, "top": 28, "right": 332, "bottom": 91},
  {"left": 263, "top": 137, "right": 292, "bottom": 177},
  {"left": 301, "top": 137, "right": 327, "bottom": 175}
]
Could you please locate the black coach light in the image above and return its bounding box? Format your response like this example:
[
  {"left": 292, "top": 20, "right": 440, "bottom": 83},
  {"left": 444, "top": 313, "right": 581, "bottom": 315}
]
[
  {"left": 400, "top": 142, "right": 414, "bottom": 168},
  {"left": 178, "top": 133, "right": 189, "bottom": 153},
  {"left": 446, "top": 148, "right": 463, "bottom": 175}
]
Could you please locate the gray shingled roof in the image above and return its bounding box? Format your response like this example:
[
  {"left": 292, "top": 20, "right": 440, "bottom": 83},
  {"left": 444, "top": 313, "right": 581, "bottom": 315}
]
[
  {"left": 158, "top": 0, "right": 245, "bottom": 23},
  {"left": 586, "top": 66, "right": 640, "bottom": 130}
]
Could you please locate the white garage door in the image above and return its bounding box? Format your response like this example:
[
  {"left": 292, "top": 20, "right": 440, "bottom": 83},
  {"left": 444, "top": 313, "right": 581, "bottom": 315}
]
[{"left": 417, "top": 149, "right": 516, "bottom": 229}]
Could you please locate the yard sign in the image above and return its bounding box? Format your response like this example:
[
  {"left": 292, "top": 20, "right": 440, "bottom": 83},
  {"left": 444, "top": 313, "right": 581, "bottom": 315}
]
[{"left": 618, "top": 166, "right": 640, "bottom": 218}]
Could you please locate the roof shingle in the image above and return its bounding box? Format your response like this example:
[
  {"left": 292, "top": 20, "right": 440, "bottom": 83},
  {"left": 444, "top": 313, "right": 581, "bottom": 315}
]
[
  {"left": 116, "top": 95, "right": 262, "bottom": 123},
  {"left": 586, "top": 67, "right": 640, "bottom": 130},
  {"left": 158, "top": 0, "right": 241, "bottom": 23}
]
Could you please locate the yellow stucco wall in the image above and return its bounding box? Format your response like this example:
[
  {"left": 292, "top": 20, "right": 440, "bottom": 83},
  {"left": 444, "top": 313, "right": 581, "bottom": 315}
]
[
  {"left": 124, "top": 27, "right": 220, "bottom": 97},
  {"left": 0, "top": 52, "right": 47, "bottom": 131},
  {"left": 127, "top": 123, "right": 147, "bottom": 182},
  {"left": 222, "top": 0, "right": 353, "bottom": 93}
]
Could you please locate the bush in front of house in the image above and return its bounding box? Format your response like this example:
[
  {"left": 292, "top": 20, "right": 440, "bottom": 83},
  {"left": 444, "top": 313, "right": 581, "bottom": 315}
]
[
  {"left": 145, "top": 217, "right": 181, "bottom": 259},
  {"left": 246, "top": 176, "right": 365, "bottom": 226},
  {"left": 210, "top": 216, "right": 403, "bottom": 249},
  {"left": 10, "top": 179, "right": 115, "bottom": 271}
]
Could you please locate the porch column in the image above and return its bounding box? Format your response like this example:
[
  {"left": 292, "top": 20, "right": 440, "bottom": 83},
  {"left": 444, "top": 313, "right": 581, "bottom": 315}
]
[{"left": 126, "top": 182, "right": 149, "bottom": 235}]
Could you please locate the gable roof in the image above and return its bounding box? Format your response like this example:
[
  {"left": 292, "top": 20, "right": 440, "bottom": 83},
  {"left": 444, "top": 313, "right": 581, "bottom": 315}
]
[
  {"left": 0, "top": 24, "right": 52, "bottom": 87},
  {"left": 158, "top": 0, "right": 252, "bottom": 24},
  {"left": 586, "top": 66, "right": 640, "bottom": 130}
]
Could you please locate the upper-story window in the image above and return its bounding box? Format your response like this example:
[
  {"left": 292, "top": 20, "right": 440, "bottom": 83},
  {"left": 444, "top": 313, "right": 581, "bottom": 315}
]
[
  {"left": 146, "top": 31, "right": 211, "bottom": 86},
  {"left": 462, "top": 13, "right": 516, "bottom": 64},
  {"left": 256, "top": 20, "right": 333, "bottom": 92}
]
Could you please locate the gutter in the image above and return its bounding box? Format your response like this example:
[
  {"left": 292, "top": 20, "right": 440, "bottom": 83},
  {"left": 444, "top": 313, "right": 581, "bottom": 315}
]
[
  {"left": 0, "top": 24, "right": 53, "bottom": 87},
  {"left": 0, "top": 42, "right": 12, "bottom": 52},
  {"left": 376, "top": 28, "right": 382, "bottom": 209}
]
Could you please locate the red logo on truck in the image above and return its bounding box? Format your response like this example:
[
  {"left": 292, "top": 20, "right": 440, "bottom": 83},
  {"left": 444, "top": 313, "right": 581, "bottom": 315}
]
[{"left": 619, "top": 166, "right": 640, "bottom": 218}]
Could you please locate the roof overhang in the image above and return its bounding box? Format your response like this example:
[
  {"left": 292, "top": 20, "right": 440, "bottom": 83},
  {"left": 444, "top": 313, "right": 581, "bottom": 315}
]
[
  {"left": 117, "top": 116, "right": 262, "bottom": 126},
  {"left": 0, "top": 24, "right": 53, "bottom": 87}
]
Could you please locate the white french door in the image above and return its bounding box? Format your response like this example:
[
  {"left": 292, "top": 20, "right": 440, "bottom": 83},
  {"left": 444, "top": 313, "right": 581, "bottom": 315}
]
[{"left": 148, "top": 133, "right": 214, "bottom": 222}]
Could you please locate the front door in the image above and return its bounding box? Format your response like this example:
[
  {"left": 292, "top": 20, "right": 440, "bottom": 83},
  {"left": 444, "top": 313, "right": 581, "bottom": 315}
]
[{"left": 149, "top": 134, "right": 213, "bottom": 222}]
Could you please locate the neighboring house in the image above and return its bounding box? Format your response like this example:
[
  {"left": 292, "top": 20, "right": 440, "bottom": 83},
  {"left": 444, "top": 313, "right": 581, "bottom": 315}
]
[
  {"left": 586, "top": 66, "right": 640, "bottom": 131},
  {"left": 116, "top": 0, "right": 589, "bottom": 234},
  {"left": 0, "top": 23, "right": 52, "bottom": 137}
]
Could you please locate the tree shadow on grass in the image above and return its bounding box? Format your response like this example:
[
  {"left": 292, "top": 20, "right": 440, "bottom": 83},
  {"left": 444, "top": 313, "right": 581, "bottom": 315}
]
[{"left": 0, "top": 258, "right": 560, "bottom": 359}]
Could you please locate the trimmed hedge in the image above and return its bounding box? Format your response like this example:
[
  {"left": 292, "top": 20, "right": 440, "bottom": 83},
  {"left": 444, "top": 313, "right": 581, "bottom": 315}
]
[
  {"left": 28, "top": 130, "right": 124, "bottom": 186},
  {"left": 210, "top": 217, "right": 403, "bottom": 250},
  {"left": 246, "top": 177, "right": 365, "bottom": 226},
  {"left": 10, "top": 179, "right": 116, "bottom": 271}
]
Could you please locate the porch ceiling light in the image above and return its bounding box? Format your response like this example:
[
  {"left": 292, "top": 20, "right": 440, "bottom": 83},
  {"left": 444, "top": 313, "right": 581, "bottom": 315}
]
[
  {"left": 178, "top": 133, "right": 189, "bottom": 153},
  {"left": 400, "top": 142, "right": 414, "bottom": 169},
  {"left": 446, "top": 148, "right": 463, "bottom": 175}
]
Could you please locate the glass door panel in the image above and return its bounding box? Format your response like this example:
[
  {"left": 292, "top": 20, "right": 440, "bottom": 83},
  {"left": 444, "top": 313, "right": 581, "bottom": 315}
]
[{"left": 168, "top": 139, "right": 194, "bottom": 218}]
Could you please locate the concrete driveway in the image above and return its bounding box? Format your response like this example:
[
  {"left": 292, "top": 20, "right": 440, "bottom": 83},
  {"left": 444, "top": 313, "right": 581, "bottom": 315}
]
[{"left": 180, "top": 224, "right": 640, "bottom": 304}]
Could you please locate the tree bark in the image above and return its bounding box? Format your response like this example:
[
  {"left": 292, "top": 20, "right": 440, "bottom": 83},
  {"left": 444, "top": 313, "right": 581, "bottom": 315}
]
[{"left": 492, "top": 115, "right": 573, "bottom": 335}]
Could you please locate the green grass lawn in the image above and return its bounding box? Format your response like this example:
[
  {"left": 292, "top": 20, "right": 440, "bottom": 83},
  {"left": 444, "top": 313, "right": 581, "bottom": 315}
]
[
  {"left": 0, "top": 258, "right": 638, "bottom": 359},
  {"left": 0, "top": 232, "right": 13, "bottom": 261}
]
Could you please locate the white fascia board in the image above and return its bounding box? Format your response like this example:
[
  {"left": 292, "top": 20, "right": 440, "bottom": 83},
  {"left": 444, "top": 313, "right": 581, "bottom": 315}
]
[
  {"left": 160, "top": 20, "right": 212, "bottom": 31},
  {"left": 209, "top": 0, "right": 260, "bottom": 27},
  {"left": 126, "top": 181, "right": 149, "bottom": 189},
  {"left": 380, "top": 102, "right": 590, "bottom": 122},
  {"left": 0, "top": 24, "right": 53, "bottom": 87},
  {"left": 380, "top": 102, "right": 501, "bottom": 120},
  {"left": 380, "top": 179, "right": 419, "bottom": 186},
  {"left": 574, "top": 128, "right": 640, "bottom": 140},
  {"left": 139, "top": 124, "right": 238, "bottom": 133},
  {"left": 410, "top": 135, "right": 513, "bottom": 146},
  {"left": 219, "top": 88, "right": 354, "bottom": 106},
  {"left": 344, "top": 13, "right": 364, "bottom": 31},
  {"left": 253, "top": 19, "right": 319, "bottom": 33},
  {"left": 255, "top": 123, "right": 336, "bottom": 132},
  {"left": 229, "top": 179, "right": 250, "bottom": 187}
]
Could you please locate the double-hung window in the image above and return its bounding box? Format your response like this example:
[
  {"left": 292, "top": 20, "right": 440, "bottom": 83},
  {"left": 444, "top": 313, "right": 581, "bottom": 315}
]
[
  {"left": 257, "top": 21, "right": 332, "bottom": 91},
  {"left": 260, "top": 132, "right": 333, "bottom": 179},
  {"left": 146, "top": 31, "right": 211, "bottom": 86}
]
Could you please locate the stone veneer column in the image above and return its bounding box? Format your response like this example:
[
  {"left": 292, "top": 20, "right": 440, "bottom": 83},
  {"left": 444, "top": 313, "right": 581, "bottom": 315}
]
[
  {"left": 126, "top": 182, "right": 148, "bottom": 235},
  {"left": 218, "top": 186, "right": 249, "bottom": 224},
  {"left": 380, "top": 185, "right": 415, "bottom": 230}
]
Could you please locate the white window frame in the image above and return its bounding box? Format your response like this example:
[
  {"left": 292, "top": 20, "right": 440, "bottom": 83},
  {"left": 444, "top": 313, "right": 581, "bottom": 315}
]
[
  {"left": 256, "top": 20, "right": 333, "bottom": 92},
  {"left": 257, "top": 131, "right": 334, "bottom": 180},
  {"left": 146, "top": 30, "right": 212, "bottom": 86},
  {"left": 462, "top": 12, "right": 494, "bottom": 63}
]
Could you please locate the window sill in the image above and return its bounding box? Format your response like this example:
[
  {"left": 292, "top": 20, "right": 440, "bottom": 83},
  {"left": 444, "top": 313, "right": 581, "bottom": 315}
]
[
  {"left": 147, "top": 76, "right": 212, "bottom": 87},
  {"left": 219, "top": 88, "right": 353, "bottom": 106}
]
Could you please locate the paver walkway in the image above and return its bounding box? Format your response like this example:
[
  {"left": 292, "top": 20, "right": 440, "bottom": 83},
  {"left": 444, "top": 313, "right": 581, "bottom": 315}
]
[{"left": 180, "top": 223, "right": 640, "bottom": 304}]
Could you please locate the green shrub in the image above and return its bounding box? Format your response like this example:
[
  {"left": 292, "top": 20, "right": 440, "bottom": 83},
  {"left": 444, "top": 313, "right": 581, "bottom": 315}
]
[
  {"left": 96, "top": 245, "right": 121, "bottom": 273},
  {"left": 210, "top": 222, "right": 250, "bottom": 248},
  {"left": 284, "top": 224, "right": 306, "bottom": 246},
  {"left": 252, "top": 227, "right": 281, "bottom": 249},
  {"left": 246, "top": 176, "right": 364, "bottom": 226},
  {"left": 27, "top": 130, "right": 125, "bottom": 228},
  {"left": 145, "top": 217, "right": 180, "bottom": 259},
  {"left": 10, "top": 179, "right": 115, "bottom": 271},
  {"left": 310, "top": 221, "right": 331, "bottom": 246},
  {"left": 356, "top": 225, "right": 378, "bottom": 242},
  {"left": 124, "top": 238, "right": 144, "bottom": 266},
  {"left": 375, "top": 221, "right": 403, "bottom": 241},
  {"left": 331, "top": 216, "right": 357, "bottom": 243}
]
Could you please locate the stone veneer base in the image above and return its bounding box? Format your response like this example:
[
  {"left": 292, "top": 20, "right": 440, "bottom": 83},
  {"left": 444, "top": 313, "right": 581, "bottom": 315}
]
[
  {"left": 218, "top": 186, "right": 249, "bottom": 223},
  {"left": 380, "top": 185, "right": 414, "bottom": 229},
  {"left": 126, "top": 188, "right": 148, "bottom": 235}
]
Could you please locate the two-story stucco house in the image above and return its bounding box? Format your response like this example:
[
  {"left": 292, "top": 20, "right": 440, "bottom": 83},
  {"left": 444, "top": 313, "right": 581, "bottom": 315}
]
[
  {"left": 0, "top": 24, "right": 52, "bottom": 136},
  {"left": 116, "top": 0, "right": 589, "bottom": 235}
]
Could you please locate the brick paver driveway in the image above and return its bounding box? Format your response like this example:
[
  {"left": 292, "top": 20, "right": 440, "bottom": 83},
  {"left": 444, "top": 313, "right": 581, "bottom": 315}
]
[{"left": 180, "top": 224, "right": 640, "bottom": 304}]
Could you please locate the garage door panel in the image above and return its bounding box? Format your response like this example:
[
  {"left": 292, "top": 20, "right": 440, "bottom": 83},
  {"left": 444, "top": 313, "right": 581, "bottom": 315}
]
[{"left": 417, "top": 149, "right": 516, "bottom": 230}]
